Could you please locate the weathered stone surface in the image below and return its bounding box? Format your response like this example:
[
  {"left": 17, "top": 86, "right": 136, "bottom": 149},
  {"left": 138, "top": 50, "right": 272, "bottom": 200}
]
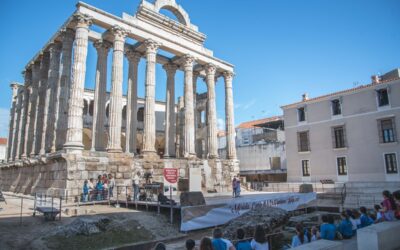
[
  {"left": 222, "top": 207, "right": 289, "bottom": 240},
  {"left": 180, "top": 191, "right": 205, "bottom": 206}
]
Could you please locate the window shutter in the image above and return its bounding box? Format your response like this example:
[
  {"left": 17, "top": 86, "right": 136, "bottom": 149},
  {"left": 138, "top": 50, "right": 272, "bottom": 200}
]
[
  {"left": 343, "top": 125, "right": 348, "bottom": 147},
  {"left": 306, "top": 131, "right": 310, "bottom": 151},
  {"left": 331, "top": 127, "right": 336, "bottom": 148},
  {"left": 377, "top": 120, "right": 383, "bottom": 143},
  {"left": 392, "top": 117, "right": 397, "bottom": 142},
  {"left": 297, "top": 132, "right": 301, "bottom": 152}
]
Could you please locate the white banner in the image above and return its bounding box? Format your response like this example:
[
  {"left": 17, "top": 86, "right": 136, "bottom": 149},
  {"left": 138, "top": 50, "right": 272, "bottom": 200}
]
[{"left": 181, "top": 192, "right": 316, "bottom": 231}]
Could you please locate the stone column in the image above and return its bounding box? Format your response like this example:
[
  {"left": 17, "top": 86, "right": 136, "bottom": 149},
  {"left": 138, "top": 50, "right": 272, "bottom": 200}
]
[
  {"left": 223, "top": 71, "right": 237, "bottom": 160},
  {"left": 163, "top": 63, "right": 178, "bottom": 158},
  {"left": 142, "top": 39, "right": 160, "bottom": 156},
  {"left": 18, "top": 70, "right": 32, "bottom": 159},
  {"left": 55, "top": 28, "right": 74, "bottom": 150},
  {"left": 125, "top": 50, "right": 141, "bottom": 154},
  {"left": 40, "top": 42, "right": 62, "bottom": 155},
  {"left": 29, "top": 61, "right": 41, "bottom": 156},
  {"left": 182, "top": 55, "right": 196, "bottom": 158},
  {"left": 22, "top": 68, "right": 33, "bottom": 159},
  {"left": 193, "top": 71, "right": 199, "bottom": 156},
  {"left": 32, "top": 52, "right": 50, "bottom": 155},
  {"left": 12, "top": 88, "right": 23, "bottom": 161},
  {"left": 7, "top": 84, "right": 19, "bottom": 161},
  {"left": 91, "top": 40, "right": 111, "bottom": 151},
  {"left": 205, "top": 64, "right": 218, "bottom": 158},
  {"left": 107, "top": 26, "right": 127, "bottom": 153},
  {"left": 64, "top": 13, "right": 92, "bottom": 153}
]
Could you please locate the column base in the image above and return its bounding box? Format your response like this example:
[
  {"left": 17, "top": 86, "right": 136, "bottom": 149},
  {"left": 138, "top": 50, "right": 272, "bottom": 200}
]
[
  {"left": 63, "top": 142, "right": 84, "bottom": 154},
  {"left": 140, "top": 151, "right": 159, "bottom": 160},
  {"left": 107, "top": 148, "right": 123, "bottom": 153}
]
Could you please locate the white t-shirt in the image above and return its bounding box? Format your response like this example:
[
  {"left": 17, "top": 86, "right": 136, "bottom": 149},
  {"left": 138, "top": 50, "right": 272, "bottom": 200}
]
[
  {"left": 250, "top": 239, "right": 269, "bottom": 250},
  {"left": 349, "top": 218, "right": 358, "bottom": 230}
]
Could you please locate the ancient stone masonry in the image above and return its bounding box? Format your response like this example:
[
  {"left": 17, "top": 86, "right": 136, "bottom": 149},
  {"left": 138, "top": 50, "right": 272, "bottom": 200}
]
[{"left": 2, "top": 0, "right": 239, "bottom": 196}]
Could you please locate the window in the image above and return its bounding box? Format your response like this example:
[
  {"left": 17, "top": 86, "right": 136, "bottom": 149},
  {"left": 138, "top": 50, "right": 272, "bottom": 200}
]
[
  {"left": 332, "top": 126, "right": 346, "bottom": 148},
  {"left": 270, "top": 157, "right": 281, "bottom": 170},
  {"left": 302, "top": 160, "right": 310, "bottom": 177},
  {"left": 384, "top": 153, "right": 398, "bottom": 174},
  {"left": 337, "top": 157, "right": 347, "bottom": 176},
  {"left": 377, "top": 88, "right": 389, "bottom": 107},
  {"left": 331, "top": 99, "right": 342, "bottom": 116},
  {"left": 298, "top": 107, "right": 306, "bottom": 122},
  {"left": 297, "top": 131, "right": 310, "bottom": 152},
  {"left": 378, "top": 118, "right": 397, "bottom": 143}
]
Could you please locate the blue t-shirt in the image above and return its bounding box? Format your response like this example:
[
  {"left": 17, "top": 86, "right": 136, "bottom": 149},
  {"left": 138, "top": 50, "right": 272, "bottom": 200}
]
[
  {"left": 320, "top": 223, "right": 336, "bottom": 240},
  {"left": 235, "top": 240, "right": 252, "bottom": 250},
  {"left": 338, "top": 219, "right": 353, "bottom": 238},
  {"left": 212, "top": 238, "right": 227, "bottom": 250},
  {"left": 291, "top": 235, "right": 309, "bottom": 247},
  {"left": 96, "top": 182, "right": 103, "bottom": 191},
  {"left": 83, "top": 184, "right": 89, "bottom": 195},
  {"left": 360, "top": 214, "right": 373, "bottom": 228}
]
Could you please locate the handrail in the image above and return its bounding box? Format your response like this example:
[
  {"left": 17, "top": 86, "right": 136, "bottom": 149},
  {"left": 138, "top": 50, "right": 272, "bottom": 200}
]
[{"left": 340, "top": 183, "right": 347, "bottom": 208}]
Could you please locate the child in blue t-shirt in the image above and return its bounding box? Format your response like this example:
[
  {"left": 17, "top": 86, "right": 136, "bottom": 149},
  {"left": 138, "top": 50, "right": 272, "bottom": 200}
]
[
  {"left": 337, "top": 211, "right": 353, "bottom": 239},
  {"left": 82, "top": 180, "right": 89, "bottom": 202},
  {"left": 320, "top": 215, "right": 336, "bottom": 240},
  {"left": 235, "top": 228, "right": 252, "bottom": 250},
  {"left": 359, "top": 207, "right": 373, "bottom": 228}
]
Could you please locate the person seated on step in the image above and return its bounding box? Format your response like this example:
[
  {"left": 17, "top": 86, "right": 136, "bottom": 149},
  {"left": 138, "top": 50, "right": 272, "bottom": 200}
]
[
  {"left": 157, "top": 191, "right": 176, "bottom": 205},
  {"left": 320, "top": 215, "right": 336, "bottom": 241},
  {"left": 291, "top": 223, "right": 309, "bottom": 248},
  {"left": 359, "top": 207, "right": 373, "bottom": 228}
]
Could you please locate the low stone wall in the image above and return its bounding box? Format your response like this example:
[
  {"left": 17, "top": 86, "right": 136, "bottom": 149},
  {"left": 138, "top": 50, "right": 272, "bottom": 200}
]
[
  {"left": 357, "top": 221, "right": 400, "bottom": 250},
  {"left": 0, "top": 151, "right": 239, "bottom": 198},
  {"left": 293, "top": 240, "right": 343, "bottom": 250}
]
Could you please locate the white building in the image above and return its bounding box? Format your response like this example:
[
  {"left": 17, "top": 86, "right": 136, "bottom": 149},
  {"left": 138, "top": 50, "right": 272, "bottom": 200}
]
[{"left": 282, "top": 69, "right": 400, "bottom": 183}]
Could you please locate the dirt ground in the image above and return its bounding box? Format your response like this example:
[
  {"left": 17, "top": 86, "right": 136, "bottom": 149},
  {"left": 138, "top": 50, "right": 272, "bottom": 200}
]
[{"left": 0, "top": 194, "right": 183, "bottom": 250}]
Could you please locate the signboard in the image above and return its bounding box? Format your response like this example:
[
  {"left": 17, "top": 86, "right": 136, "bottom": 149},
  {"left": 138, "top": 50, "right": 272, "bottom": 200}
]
[{"left": 163, "top": 168, "right": 178, "bottom": 184}]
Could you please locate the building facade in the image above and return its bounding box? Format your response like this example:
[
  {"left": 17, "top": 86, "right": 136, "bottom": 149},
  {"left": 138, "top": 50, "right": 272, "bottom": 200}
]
[
  {"left": 1, "top": 0, "right": 239, "bottom": 196},
  {"left": 282, "top": 69, "right": 400, "bottom": 183},
  {"left": 220, "top": 116, "right": 287, "bottom": 183}
]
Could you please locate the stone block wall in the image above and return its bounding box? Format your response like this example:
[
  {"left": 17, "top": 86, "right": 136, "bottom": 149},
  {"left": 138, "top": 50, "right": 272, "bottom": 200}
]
[{"left": 0, "top": 151, "right": 239, "bottom": 197}]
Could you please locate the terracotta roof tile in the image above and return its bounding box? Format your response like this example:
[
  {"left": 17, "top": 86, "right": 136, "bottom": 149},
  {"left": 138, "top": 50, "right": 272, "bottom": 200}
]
[
  {"left": 0, "top": 138, "right": 7, "bottom": 145},
  {"left": 236, "top": 116, "right": 283, "bottom": 129}
]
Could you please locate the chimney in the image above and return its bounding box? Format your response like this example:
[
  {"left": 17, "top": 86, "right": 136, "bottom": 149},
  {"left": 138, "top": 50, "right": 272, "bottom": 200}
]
[
  {"left": 371, "top": 75, "right": 380, "bottom": 84},
  {"left": 302, "top": 93, "right": 309, "bottom": 101}
]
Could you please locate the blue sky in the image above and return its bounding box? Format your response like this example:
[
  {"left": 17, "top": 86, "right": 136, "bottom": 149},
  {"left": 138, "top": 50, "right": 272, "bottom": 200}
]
[{"left": 0, "top": 0, "right": 399, "bottom": 137}]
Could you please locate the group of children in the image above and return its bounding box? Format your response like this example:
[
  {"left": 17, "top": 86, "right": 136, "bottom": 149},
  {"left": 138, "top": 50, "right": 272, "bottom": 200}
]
[
  {"left": 82, "top": 173, "right": 116, "bottom": 201},
  {"left": 288, "top": 189, "right": 400, "bottom": 248}
]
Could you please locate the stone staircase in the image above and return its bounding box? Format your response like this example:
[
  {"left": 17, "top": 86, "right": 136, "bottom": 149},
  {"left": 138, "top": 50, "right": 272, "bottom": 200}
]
[{"left": 343, "top": 182, "right": 400, "bottom": 209}]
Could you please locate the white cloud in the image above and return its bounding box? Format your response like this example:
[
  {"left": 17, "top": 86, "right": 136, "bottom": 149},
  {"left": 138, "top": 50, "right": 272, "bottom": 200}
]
[
  {"left": 0, "top": 108, "right": 9, "bottom": 138},
  {"left": 243, "top": 99, "right": 257, "bottom": 110}
]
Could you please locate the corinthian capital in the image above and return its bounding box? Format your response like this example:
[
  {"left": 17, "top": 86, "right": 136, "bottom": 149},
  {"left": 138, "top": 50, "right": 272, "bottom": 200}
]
[
  {"left": 223, "top": 71, "right": 235, "bottom": 81},
  {"left": 143, "top": 39, "right": 161, "bottom": 54},
  {"left": 93, "top": 40, "right": 112, "bottom": 54},
  {"left": 163, "top": 63, "right": 178, "bottom": 75},
  {"left": 204, "top": 63, "right": 217, "bottom": 76},
  {"left": 61, "top": 28, "right": 75, "bottom": 42},
  {"left": 182, "top": 54, "right": 195, "bottom": 69},
  {"left": 125, "top": 49, "right": 142, "bottom": 64},
  {"left": 71, "top": 12, "right": 93, "bottom": 29},
  {"left": 110, "top": 25, "right": 128, "bottom": 41},
  {"left": 48, "top": 41, "right": 62, "bottom": 54}
]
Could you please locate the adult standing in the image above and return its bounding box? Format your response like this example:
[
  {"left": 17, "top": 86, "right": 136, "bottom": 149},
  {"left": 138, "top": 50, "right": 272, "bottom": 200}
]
[
  {"left": 108, "top": 174, "right": 115, "bottom": 198},
  {"left": 132, "top": 171, "right": 141, "bottom": 201},
  {"left": 232, "top": 177, "right": 237, "bottom": 198}
]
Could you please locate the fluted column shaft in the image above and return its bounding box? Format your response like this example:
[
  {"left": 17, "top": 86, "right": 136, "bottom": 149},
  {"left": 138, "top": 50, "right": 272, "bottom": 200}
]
[
  {"left": 7, "top": 84, "right": 19, "bottom": 161},
  {"left": 12, "top": 88, "right": 23, "bottom": 160},
  {"left": 163, "top": 63, "right": 178, "bottom": 157},
  {"left": 205, "top": 64, "right": 218, "bottom": 158},
  {"left": 125, "top": 50, "right": 141, "bottom": 154},
  {"left": 56, "top": 28, "right": 74, "bottom": 150},
  {"left": 64, "top": 13, "right": 92, "bottom": 152},
  {"left": 224, "top": 71, "right": 237, "bottom": 159},
  {"left": 183, "top": 55, "right": 196, "bottom": 157},
  {"left": 41, "top": 42, "right": 62, "bottom": 154},
  {"left": 91, "top": 41, "right": 111, "bottom": 151},
  {"left": 32, "top": 53, "right": 50, "bottom": 155},
  {"left": 18, "top": 70, "right": 32, "bottom": 158},
  {"left": 29, "top": 62, "right": 41, "bottom": 156},
  {"left": 142, "top": 39, "right": 160, "bottom": 154},
  {"left": 107, "top": 26, "right": 127, "bottom": 152}
]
